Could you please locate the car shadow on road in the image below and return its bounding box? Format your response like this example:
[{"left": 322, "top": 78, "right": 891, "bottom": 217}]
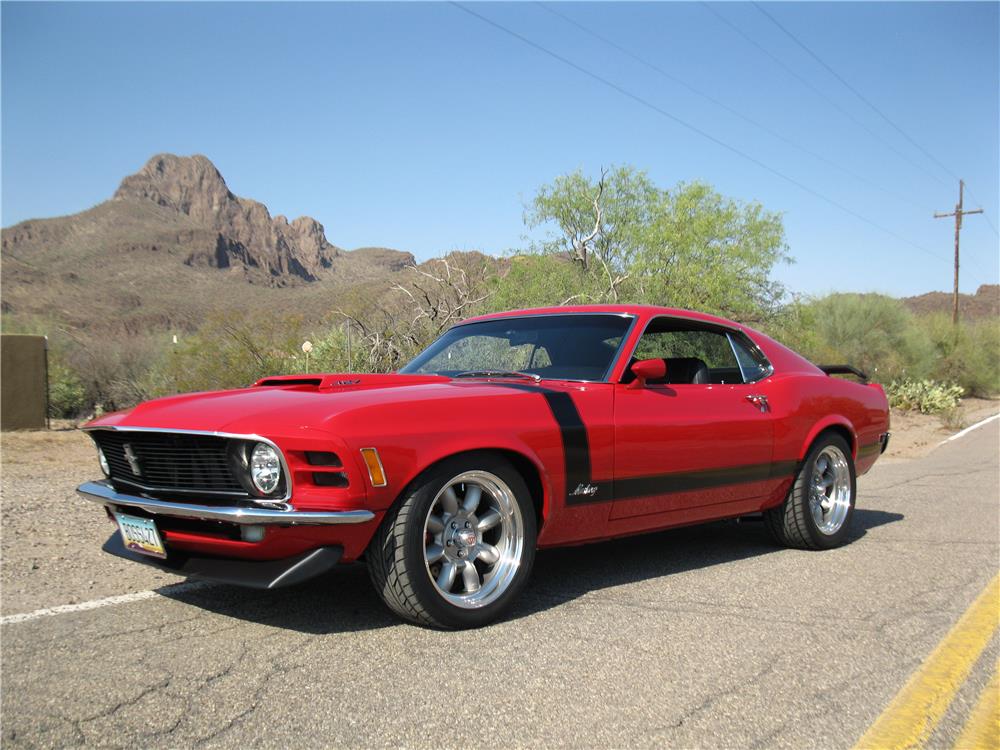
[
  {"left": 510, "top": 507, "right": 904, "bottom": 621},
  {"left": 161, "top": 508, "right": 903, "bottom": 633}
]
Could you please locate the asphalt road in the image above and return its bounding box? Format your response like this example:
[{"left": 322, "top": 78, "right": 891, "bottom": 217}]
[{"left": 2, "top": 421, "right": 998, "bottom": 749}]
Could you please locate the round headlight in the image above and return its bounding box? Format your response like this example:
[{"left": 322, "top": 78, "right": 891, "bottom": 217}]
[
  {"left": 250, "top": 443, "right": 282, "bottom": 495},
  {"left": 97, "top": 446, "right": 110, "bottom": 477}
]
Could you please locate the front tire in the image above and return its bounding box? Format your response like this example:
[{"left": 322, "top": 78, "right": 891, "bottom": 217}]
[
  {"left": 367, "top": 453, "right": 537, "bottom": 628},
  {"left": 765, "top": 433, "right": 856, "bottom": 550}
]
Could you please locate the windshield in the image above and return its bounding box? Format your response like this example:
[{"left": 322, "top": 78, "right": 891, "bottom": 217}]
[{"left": 400, "top": 314, "right": 633, "bottom": 381}]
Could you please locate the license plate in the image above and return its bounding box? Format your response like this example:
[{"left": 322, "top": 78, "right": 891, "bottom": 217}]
[{"left": 113, "top": 512, "right": 166, "bottom": 559}]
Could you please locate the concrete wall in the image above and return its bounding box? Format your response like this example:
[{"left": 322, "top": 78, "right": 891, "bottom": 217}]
[{"left": 1, "top": 335, "right": 48, "bottom": 430}]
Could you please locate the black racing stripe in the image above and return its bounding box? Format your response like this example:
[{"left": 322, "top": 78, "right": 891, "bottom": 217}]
[
  {"left": 491, "top": 383, "right": 602, "bottom": 504},
  {"left": 539, "top": 391, "right": 592, "bottom": 494},
  {"left": 613, "top": 460, "right": 797, "bottom": 502}
]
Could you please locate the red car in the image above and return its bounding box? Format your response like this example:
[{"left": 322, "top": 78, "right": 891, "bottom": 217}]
[{"left": 79, "top": 306, "right": 890, "bottom": 628}]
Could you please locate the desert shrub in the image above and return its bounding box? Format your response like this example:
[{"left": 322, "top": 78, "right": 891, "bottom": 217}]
[
  {"left": 761, "top": 297, "right": 823, "bottom": 358},
  {"left": 765, "top": 294, "right": 934, "bottom": 382},
  {"left": 63, "top": 335, "right": 166, "bottom": 412},
  {"left": 308, "top": 327, "right": 353, "bottom": 373},
  {"left": 918, "top": 313, "right": 1000, "bottom": 397},
  {"left": 884, "top": 379, "right": 964, "bottom": 414},
  {"left": 152, "top": 313, "right": 312, "bottom": 395},
  {"left": 938, "top": 405, "right": 966, "bottom": 431},
  {"left": 332, "top": 254, "right": 498, "bottom": 373},
  {"left": 47, "top": 359, "right": 87, "bottom": 417}
]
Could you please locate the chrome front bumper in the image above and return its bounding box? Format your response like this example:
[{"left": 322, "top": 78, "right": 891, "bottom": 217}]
[{"left": 77, "top": 480, "right": 375, "bottom": 526}]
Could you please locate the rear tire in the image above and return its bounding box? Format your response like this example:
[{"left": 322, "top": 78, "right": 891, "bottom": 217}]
[
  {"left": 765, "top": 433, "right": 856, "bottom": 550},
  {"left": 367, "top": 453, "right": 537, "bottom": 629}
]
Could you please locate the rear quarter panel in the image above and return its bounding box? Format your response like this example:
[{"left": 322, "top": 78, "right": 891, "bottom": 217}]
[
  {"left": 747, "top": 328, "right": 890, "bottom": 507},
  {"left": 768, "top": 373, "right": 890, "bottom": 473}
]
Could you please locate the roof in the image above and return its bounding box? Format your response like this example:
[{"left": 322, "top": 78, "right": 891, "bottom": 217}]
[{"left": 460, "top": 305, "right": 743, "bottom": 330}]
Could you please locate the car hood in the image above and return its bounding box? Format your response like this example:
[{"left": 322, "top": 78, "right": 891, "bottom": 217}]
[{"left": 87, "top": 373, "right": 559, "bottom": 436}]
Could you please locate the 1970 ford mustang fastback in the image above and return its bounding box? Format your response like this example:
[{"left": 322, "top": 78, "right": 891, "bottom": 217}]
[{"left": 79, "top": 306, "right": 890, "bottom": 628}]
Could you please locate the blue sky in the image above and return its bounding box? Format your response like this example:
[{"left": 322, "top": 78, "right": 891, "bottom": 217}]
[{"left": 2, "top": 1, "right": 997, "bottom": 298}]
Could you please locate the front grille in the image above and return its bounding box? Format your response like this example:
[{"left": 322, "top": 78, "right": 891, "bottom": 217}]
[{"left": 90, "top": 430, "right": 246, "bottom": 496}]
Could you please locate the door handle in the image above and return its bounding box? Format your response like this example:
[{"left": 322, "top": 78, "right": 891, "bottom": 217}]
[{"left": 746, "top": 394, "right": 769, "bottom": 413}]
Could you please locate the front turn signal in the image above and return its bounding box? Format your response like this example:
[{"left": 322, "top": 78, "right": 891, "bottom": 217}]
[{"left": 360, "top": 448, "right": 387, "bottom": 488}]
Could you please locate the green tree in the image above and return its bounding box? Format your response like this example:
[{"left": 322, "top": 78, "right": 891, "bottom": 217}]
[
  {"left": 489, "top": 255, "right": 597, "bottom": 310},
  {"left": 518, "top": 166, "right": 790, "bottom": 320}
]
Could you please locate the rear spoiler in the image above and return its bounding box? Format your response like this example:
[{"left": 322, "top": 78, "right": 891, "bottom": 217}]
[{"left": 818, "top": 364, "right": 869, "bottom": 382}]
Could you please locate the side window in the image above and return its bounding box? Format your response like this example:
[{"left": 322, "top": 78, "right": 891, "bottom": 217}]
[
  {"left": 729, "top": 334, "right": 772, "bottom": 383},
  {"left": 628, "top": 321, "right": 743, "bottom": 384}
]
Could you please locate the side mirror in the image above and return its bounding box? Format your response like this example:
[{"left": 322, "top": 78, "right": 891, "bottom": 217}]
[{"left": 628, "top": 358, "right": 667, "bottom": 389}]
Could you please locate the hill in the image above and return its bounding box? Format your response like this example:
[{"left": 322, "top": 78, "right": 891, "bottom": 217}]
[
  {"left": 1, "top": 154, "right": 417, "bottom": 333},
  {"left": 902, "top": 284, "right": 999, "bottom": 321}
]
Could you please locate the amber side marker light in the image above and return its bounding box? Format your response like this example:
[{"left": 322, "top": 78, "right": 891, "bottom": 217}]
[{"left": 360, "top": 448, "right": 387, "bottom": 487}]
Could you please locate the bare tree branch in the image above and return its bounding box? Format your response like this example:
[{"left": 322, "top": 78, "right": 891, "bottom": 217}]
[{"left": 570, "top": 167, "right": 607, "bottom": 270}]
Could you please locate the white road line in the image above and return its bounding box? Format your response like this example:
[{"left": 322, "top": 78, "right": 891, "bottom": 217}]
[
  {"left": 0, "top": 580, "right": 214, "bottom": 626},
  {"left": 939, "top": 413, "right": 1000, "bottom": 445}
]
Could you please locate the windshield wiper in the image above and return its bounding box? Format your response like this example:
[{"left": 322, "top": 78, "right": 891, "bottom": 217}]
[{"left": 453, "top": 370, "right": 542, "bottom": 382}]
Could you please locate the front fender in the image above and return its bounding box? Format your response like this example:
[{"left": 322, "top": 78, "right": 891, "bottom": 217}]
[{"left": 347, "top": 429, "right": 556, "bottom": 523}]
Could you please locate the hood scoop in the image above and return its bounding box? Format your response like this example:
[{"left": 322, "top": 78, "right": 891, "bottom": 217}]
[
  {"left": 251, "top": 373, "right": 451, "bottom": 391},
  {"left": 255, "top": 376, "right": 325, "bottom": 388}
]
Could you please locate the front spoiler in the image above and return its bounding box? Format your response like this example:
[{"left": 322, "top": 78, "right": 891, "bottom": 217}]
[
  {"left": 77, "top": 480, "right": 375, "bottom": 526},
  {"left": 101, "top": 533, "right": 343, "bottom": 589}
]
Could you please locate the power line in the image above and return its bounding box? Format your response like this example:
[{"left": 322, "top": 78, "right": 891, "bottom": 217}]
[
  {"left": 539, "top": 1, "right": 931, "bottom": 214},
  {"left": 450, "top": 2, "right": 951, "bottom": 264},
  {"left": 755, "top": 3, "right": 951, "bottom": 183},
  {"left": 702, "top": 3, "right": 952, "bottom": 189},
  {"left": 752, "top": 2, "right": 1000, "bottom": 246}
]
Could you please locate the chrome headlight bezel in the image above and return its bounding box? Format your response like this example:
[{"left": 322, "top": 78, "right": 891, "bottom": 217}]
[{"left": 226, "top": 439, "right": 288, "bottom": 503}]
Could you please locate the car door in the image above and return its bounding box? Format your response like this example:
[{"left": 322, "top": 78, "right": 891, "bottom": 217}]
[{"left": 611, "top": 319, "right": 777, "bottom": 522}]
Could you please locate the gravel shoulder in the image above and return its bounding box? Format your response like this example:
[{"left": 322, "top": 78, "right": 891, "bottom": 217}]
[{"left": 1, "top": 430, "right": 183, "bottom": 615}]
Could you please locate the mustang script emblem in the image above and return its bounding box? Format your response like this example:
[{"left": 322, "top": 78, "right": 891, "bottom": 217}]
[
  {"left": 570, "top": 483, "right": 599, "bottom": 497},
  {"left": 122, "top": 444, "right": 142, "bottom": 476}
]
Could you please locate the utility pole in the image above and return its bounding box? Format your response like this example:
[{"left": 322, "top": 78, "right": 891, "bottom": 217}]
[{"left": 934, "top": 180, "right": 983, "bottom": 325}]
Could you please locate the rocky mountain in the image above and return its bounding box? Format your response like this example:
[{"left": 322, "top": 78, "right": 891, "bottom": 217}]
[
  {"left": 112, "top": 154, "right": 339, "bottom": 282},
  {"left": 1, "top": 154, "right": 416, "bottom": 332}
]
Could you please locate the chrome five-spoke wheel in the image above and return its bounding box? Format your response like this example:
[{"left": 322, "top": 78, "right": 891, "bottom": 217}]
[
  {"left": 809, "top": 445, "right": 852, "bottom": 535},
  {"left": 423, "top": 471, "right": 524, "bottom": 609}
]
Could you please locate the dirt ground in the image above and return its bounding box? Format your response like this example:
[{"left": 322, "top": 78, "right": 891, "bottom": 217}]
[
  {"left": 885, "top": 397, "right": 998, "bottom": 459},
  {"left": 1, "top": 398, "right": 997, "bottom": 616}
]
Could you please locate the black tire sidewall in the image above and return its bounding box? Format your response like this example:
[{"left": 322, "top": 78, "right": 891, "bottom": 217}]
[
  {"left": 400, "top": 453, "right": 537, "bottom": 628},
  {"left": 799, "top": 434, "right": 856, "bottom": 549}
]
